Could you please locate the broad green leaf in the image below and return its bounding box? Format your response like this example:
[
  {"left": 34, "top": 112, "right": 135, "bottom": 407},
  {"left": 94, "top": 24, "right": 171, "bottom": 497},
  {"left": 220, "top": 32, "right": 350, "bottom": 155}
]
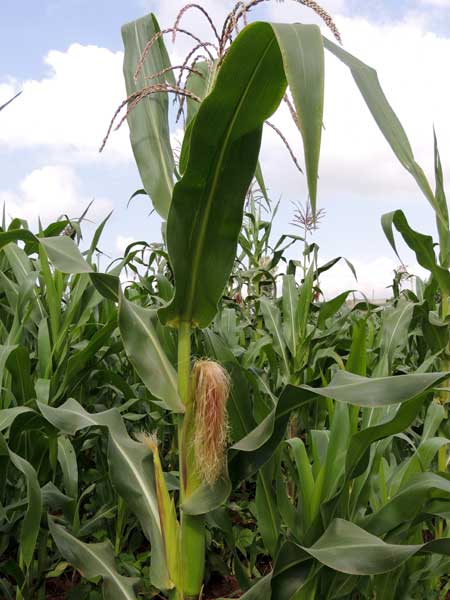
[
  {"left": 48, "top": 518, "right": 139, "bottom": 599},
  {"left": 159, "top": 22, "right": 287, "bottom": 328},
  {"left": 239, "top": 574, "right": 272, "bottom": 600},
  {"left": 39, "top": 399, "right": 171, "bottom": 590},
  {"left": 297, "top": 260, "right": 315, "bottom": 343},
  {"left": 0, "top": 406, "right": 32, "bottom": 430},
  {"left": 184, "top": 60, "right": 213, "bottom": 127},
  {"left": 287, "top": 438, "right": 315, "bottom": 532},
  {"left": 318, "top": 291, "right": 352, "bottom": 330},
  {"left": 300, "top": 518, "right": 450, "bottom": 575},
  {"left": 346, "top": 394, "right": 427, "bottom": 479},
  {"left": 303, "top": 370, "right": 448, "bottom": 408},
  {"left": 382, "top": 209, "right": 450, "bottom": 295},
  {"left": 57, "top": 436, "right": 78, "bottom": 501},
  {"left": 324, "top": 38, "right": 446, "bottom": 230},
  {"left": 373, "top": 299, "right": 414, "bottom": 377},
  {"left": 226, "top": 363, "right": 257, "bottom": 443},
  {"left": 122, "top": 13, "right": 175, "bottom": 219},
  {"left": 56, "top": 318, "right": 117, "bottom": 399},
  {"left": 363, "top": 472, "right": 450, "bottom": 536},
  {"left": 260, "top": 297, "right": 290, "bottom": 373},
  {"left": 282, "top": 274, "right": 299, "bottom": 359},
  {"left": 0, "top": 229, "right": 37, "bottom": 250},
  {"left": 256, "top": 461, "right": 281, "bottom": 557},
  {"left": 118, "top": 293, "right": 183, "bottom": 412},
  {"left": 182, "top": 472, "right": 232, "bottom": 516},
  {"left": 271, "top": 540, "right": 313, "bottom": 599},
  {"left": 143, "top": 437, "right": 180, "bottom": 588},
  {"left": 433, "top": 130, "right": 450, "bottom": 267},
  {"left": 231, "top": 371, "right": 448, "bottom": 485},
  {"left": 0, "top": 433, "right": 41, "bottom": 567},
  {"left": 271, "top": 23, "right": 324, "bottom": 213},
  {"left": 230, "top": 385, "right": 316, "bottom": 484},
  {"left": 40, "top": 236, "right": 92, "bottom": 274},
  {"left": 347, "top": 319, "right": 367, "bottom": 376}
]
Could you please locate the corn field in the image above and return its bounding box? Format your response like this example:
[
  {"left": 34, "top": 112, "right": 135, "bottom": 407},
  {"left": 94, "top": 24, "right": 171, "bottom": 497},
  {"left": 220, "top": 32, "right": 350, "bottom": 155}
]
[{"left": 0, "top": 1, "right": 450, "bottom": 599}]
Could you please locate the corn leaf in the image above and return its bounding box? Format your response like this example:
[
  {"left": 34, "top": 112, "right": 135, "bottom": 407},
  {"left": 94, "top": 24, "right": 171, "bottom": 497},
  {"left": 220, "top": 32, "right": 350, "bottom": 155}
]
[
  {"left": 118, "top": 293, "right": 183, "bottom": 412},
  {"left": 159, "top": 22, "right": 287, "bottom": 328},
  {"left": 0, "top": 433, "right": 41, "bottom": 567},
  {"left": 122, "top": 13, "right": 175, "bottom": 219},
  {"left": 271, "top": 23, "right": 324, "bottom": 213},
  {"left": 300, "top": 518, "right": 450, "bottom": 575},
  {"left": 48, "top": 518, "right": 139, "bottom": 600},
  {"left": 382, "top": 209, "right": 450, "bottom": 295},
  {"left": 324, "top": 38, "right": 447, "bottom": 231},
  {"left": 39, "top": 399, "right": 171, "bottom": 590}
]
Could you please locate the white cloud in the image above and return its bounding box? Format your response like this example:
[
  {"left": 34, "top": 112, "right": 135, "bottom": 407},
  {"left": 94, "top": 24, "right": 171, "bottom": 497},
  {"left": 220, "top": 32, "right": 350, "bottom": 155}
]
[
  {"left": 419, "top": 0, "right": 450, "bottom": 6},
  {"left": 319, "top": 255, "right": 428, "bottom": 299},
  {"left": 116, "top": 234, "right": 135, "bottom": 254},
  {"left": 0, "top": 44, "right": 131, "bottom": 163},
  {"left": 260, "top": 14, "right": 450, "bottom": 204},
  {"left": 1, "top": 165, "right": 112, "bottom": 226}
]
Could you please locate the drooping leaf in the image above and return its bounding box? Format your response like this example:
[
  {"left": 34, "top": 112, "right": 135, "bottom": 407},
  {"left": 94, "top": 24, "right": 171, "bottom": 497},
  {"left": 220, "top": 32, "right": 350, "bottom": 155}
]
[
  {"left": 48, "top": 518, "right": 139, "bottom": 600},
  {"left": 300, "top": 518, "right": 450, "bottom": 575},
  {"left": 118, "top": 292, "right": 183, "bottom": 412},
  {"left": 271, "top": 23, "right": 324, "bottom": 213},
  {"left": 0, "top": 433, "right": 42, "bottom": 567},
  {"left": 39, "top": 399, "right": 171, "bottom": 590},
  {"left": 382, "top": 209, "right": 450, "bottom": 295},
  {"left": 324, "top": 38, "right": 446, "bottom": 229},
  {"left": 122, "top": 13, "right": 175, "bottom": 219}
]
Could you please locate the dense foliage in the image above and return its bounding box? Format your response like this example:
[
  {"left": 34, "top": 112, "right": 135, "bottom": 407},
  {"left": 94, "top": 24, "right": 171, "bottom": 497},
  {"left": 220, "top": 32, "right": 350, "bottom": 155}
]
[{"left": 0, "top": 2, "right": 449, "bottom": 599}]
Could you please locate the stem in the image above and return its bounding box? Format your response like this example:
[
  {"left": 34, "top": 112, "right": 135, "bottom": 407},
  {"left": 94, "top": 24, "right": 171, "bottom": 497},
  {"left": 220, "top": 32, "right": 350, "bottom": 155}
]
[
  {"left": 177, "top": 321, "right": 205, "bottom": 600},
  {"left": 437, "top": 291, "right": 449, "bottom": 538}
]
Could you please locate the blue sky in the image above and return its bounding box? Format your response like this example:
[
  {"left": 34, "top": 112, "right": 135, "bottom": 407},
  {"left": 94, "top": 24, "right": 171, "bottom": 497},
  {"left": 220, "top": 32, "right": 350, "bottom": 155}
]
[{"left": 1, "top": 0, "right": 450, "bottom": 297}]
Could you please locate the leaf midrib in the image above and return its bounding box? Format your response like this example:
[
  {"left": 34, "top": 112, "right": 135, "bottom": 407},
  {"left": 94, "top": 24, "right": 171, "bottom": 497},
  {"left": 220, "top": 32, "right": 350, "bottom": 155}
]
[{"left": 183, "top": 36, "right": 276, "bottom": 323}]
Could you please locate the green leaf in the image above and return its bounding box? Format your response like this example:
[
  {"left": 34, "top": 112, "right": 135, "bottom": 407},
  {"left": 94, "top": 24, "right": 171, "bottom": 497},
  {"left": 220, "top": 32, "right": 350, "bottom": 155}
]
[
  {"left": 256, "top": 461, "right": 281, "bottom": 557},
  {"left": 121, "top": 13, "right": 175, "bottom": 219},
  {"left": 159, "top": 22, "right": 287, "bottom": 328},
  {"left": 182, "top": 472, "right": 232, "bottom": 516},
  {"left": 118, "top": 293, "right": 183, "bottom": 412},
  {"left": 300, "top": 518, "right": 450, "bottom": 575},
  {"left": 0, "top": 433, "right": 42, "bottom": 567},
  {"left": 373, "top": 299, "right": 414, "bottom": 376},
  {"left": 381, "top": 209, "right": 450, "bottom": 295},
  {"left": 318, "top": 291, "right": 352, "bottom": 330},
  {"left": 433, "top": 130, "right": 450, "bottom": 267},
  {"left": 0, "top": 406, "right": 33, "bottom": 431},
  {"left": 239, "top": 574, "right": 272, "bottom": 600},
  {"left": 347, "top": 319, "right": 367, "bottom": 376},
  {"left": 230, "top": 371, "right": 448, "bottom": 485},
  {"left": 362, "top": 472, "right": 450, "bottom": 536},
  {"left": 271, "top": 23, "right": 324, "bottom": 213},
  {"left": 57, "top": 436, "right": 78, "bottom": 501},
  {"left": 260, "top": 297, "right": 290, "bottom": 373},
  {"left": 40, "top": 236, "right": 92, "bottom": 273},
  {"left": 39, "top": 399, "right": 171, "bottom": 590},
  {"left": 184, "top": 60, "right": 213, "bottom": 128},
  {"left": 324, "top": 38, "right": 445, "bottom": 229},
  {"left": 282, "top": 275, "right": 299, "bottom": 358},
  {"left": 48, "top": 518, "right": 139, "bottom": 599},
  {"left": 57, "top": 318, "right": 117, "bottom": 399},
  {"left": 302, "top": 370, "right": 448, "bottom": 408}
]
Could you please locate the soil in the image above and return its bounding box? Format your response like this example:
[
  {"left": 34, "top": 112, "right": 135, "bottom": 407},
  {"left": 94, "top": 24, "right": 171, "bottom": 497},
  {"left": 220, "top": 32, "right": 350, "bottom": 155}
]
[
  {"left": 43, "top": 572, "right": 242, "bottom": 599},
  {"left": 45, "top": 571, "right": 82, "bottom": 599},
  {"left": 204, "top": 574, "right": 241, "bottom": 598}
]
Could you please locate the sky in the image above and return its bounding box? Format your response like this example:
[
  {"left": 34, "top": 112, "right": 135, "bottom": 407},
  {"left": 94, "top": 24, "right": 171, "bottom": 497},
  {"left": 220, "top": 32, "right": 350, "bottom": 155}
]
[{"left": 1, "top": 0, "right": 450, "bottom": 299}]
